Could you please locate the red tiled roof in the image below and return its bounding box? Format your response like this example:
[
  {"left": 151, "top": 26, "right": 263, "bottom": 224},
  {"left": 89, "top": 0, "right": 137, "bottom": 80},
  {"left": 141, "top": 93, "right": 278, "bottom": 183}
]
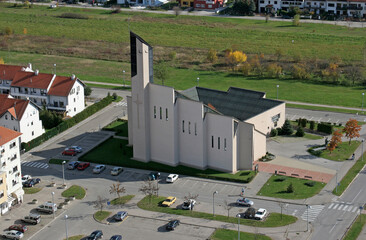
[
  {"left": 48, "top": 76, "right": 76, "bottom": 97},
  {"left": 0, "top": 64, "right": 26, "bottom": 81},
  {"left": 0, "top": 94, "right": 29, "bottom": 120},
  {"left": 11, "top": 72, "right": 54, "bottom": 89},
  {"left": 0, "top": 126, "right": 22, "bottom": 146}
]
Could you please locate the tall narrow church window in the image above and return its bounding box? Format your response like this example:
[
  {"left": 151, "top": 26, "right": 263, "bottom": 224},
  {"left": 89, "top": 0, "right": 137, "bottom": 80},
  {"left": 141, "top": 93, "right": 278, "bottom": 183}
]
[
  {"left": 154, "top": 106, "right": 156, "bottom": 118},
  {"left": 189, "top": 122, "right": 191, "bottom": 134},
  {"left": 166, "top": 108, "right": 168, "bottom": 121},
  {"left": 194, "top": 123, "right": 197, "bottom": 136},
  {"left": 211, "top": 136, "right": 214, "bottom": 148},
  {"left": 224, "top": 138, "right": 227, "bottom": 151},
  {"left": 218, "top": 137, "right": 220, "bottom": 149},
  {"left": 182, "top": 121, "right": 185, "bottom": 133},
  {"left": 160, "top": 107, "right": 162, "bottom": 119}
]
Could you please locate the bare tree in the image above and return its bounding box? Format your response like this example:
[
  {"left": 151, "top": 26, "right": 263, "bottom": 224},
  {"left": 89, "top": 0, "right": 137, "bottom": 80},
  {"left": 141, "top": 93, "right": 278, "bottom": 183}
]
[
  {"left": 345, "top": 65, "right": 364, "bottom": 85},
  {"left": 223, "top": 200, "right": 233, "bottom": 218},
  {"left": 139, "top": 179, "right": 159, "bottom": 204},
  {"left": 278, "top": 202, "right": 286, "bottom": 220},
  {"left": 109, "top": 181, "right": 126, "bottom": 198},
  {"left": 94, "top": 195, "right": 107, "bottom": 212},
  {"left": 173, "top": 6, "right": 182, "bottom": 17},
  {"left": 184, "top": 192, "right": 199, "bottom": 212}
]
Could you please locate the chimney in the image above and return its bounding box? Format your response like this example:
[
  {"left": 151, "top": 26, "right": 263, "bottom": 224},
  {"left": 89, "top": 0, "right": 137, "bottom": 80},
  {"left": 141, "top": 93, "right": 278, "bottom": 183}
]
[
  {"left": 3, "top": 70, "right": 5, "bottom": 77},
  {"left": 14, "top": 102, "right": 16, "bottom": 107},
  {"left": 30, "top": 78, "right": 32, "bottom": 83},
  {"left": 35, "top": 70, "right": 39, "bottom": 76},
  {"left": 71, "top": 74, "right": 75, "bottom": 80}
]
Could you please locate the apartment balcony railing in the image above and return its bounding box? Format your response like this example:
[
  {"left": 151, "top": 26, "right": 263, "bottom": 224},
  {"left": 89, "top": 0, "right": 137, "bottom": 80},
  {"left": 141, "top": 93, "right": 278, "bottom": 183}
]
[{"left": 336, "top": 6, "right": 363, "bottom": 10}]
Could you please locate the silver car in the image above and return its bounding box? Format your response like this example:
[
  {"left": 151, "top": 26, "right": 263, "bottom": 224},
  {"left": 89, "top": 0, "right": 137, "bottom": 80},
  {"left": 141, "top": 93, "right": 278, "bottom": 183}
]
[
  {"left": 93, "top": 164, "right": 106, "bottom": 174},
  {"left": 111, "top": 167, "right": 123, "bottom": 176},
  {"left": 2, "top": 230, "right": 23, "bottom": 239}
]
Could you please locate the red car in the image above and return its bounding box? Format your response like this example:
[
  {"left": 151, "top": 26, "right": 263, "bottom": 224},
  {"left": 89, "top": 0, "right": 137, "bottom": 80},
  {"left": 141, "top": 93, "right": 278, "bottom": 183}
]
[
  {"left": 62, "top": 149, "right": 77, "bottom": 156},
  {"left": 9, "top": 224, "right": 28, "bottom": 233},
  {"left": 77, "top": 162, "right": 90, "bottom": 170}
]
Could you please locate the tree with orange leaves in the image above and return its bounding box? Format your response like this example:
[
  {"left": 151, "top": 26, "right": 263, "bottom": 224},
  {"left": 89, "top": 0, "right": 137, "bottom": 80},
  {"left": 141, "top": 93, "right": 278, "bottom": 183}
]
[
  {"left": 343, "top": 118, "right": 361, "bottom": 145},
  {"left": 327, "top": 130, "right": 343, "bottom": 154}
]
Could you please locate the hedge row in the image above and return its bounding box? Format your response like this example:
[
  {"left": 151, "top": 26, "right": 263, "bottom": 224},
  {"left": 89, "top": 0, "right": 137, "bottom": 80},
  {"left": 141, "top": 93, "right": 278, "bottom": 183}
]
[
  {"left": 317, "top": 122, "right": 333, "bottom": 134},
  {"left": 23, "top": 96, "right": 114, "bottom": 152}
]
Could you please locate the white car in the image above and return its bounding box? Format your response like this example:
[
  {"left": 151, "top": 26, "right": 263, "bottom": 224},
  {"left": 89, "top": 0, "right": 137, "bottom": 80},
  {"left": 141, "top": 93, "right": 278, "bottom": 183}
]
[
  {"left": 21, "top": 175, "right": 32, "bottom": 184},
  {"left": 182, "top": 199, "right": 196, "bottom": 210},
  {"left": 166, "top": 174, "right": 179, "bottom": 183},
  {"left": 93, "top": 164, "right": 106, "bottom": 174},
  {"left": 255, "top": 208, "right": 267, "bottom": 220},
  {"left": 65, "top": 146, "right": 82, "bottom": 153},
  {"left": 111, "top": 167, "right": 123, "bottom": 176},
  {"left": 3, "top": 230, "right": 24, "bottom": 239}
]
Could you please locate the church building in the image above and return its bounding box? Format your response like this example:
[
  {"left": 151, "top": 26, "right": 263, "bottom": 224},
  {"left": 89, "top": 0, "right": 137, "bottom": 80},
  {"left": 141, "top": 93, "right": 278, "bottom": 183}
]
[{"left": 127, "top": 32, "right": 286, "bottom": 173}]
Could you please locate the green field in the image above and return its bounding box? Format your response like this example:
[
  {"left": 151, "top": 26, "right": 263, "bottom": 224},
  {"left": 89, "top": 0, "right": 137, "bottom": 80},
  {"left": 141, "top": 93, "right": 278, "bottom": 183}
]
[
  {"left": 344, "top": 214, "right": 366, "bottom": 240},
  {"left": 61, "top": 185, "right": 86, "bottom": 199},
  {"left": 110, "top": 195, "right": 135, "bottom": 205},
  {"left": 309, "top": 141, "right": 361, "bottom": 161},
  {"left": 257, "top": 175, "right": 325, "bottom": 199}
]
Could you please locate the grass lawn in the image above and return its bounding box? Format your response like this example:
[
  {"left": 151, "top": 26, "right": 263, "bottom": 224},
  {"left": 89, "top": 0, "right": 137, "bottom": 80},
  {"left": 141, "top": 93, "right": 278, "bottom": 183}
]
[
  {"left": 94, "top": 211, "right": 111, "bottom": 222},
  {"left": 333, "top": 153, "right": 366, "bottom": 196},
  {"left": 61, "top": 185, "right": 86, "bottom": 199},
  {"left": 79, "top": 138, "right": 256, "bottom": 183},
  {"left": 304, "top": 133, "right": 323, "bottom": 140},
  {"left": 210, "top": 229, "right": 272, "bottom": 240},
  {"left": 137, "top": 196, "right": 297, "bottom": 227},
  {"left": 23, "top": 187, "right": 42, "bottom": 194},
  {"left": 110, "top": 195, "right": 135, "bottom": 205},
  {"left": 64, "top": 236, "right": 85, "bottom": 240},
  {"left": 49, "top": 159, "right": 69, "bottom": 165},
  {"left": 103, "top": 119, "right": 128, "bottom": 137},
  {"left": 309, "top": 141, "right": 361, "bottom": 161},
  {"left": 287, "top": 104, "right": 366, "bottom": 115},
  {"left": 344, "top": 214, "right": 366, "bottom": 240},
  {"left": 257, "top": 175, "right": 325, "bottom": 199}
]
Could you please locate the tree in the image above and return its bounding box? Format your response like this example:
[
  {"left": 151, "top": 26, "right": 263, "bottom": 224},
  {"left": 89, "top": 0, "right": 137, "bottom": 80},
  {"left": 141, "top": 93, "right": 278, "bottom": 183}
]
[
  {"left": 275, "top": 48, "right": 284, "bottom": 62},
  {"left": 232, "top": 0, "right": 256, "bottom": 16},
  {"left": 281, "top": 120, "right": 294, "bottom": 135},
  {"left": 226, "top": 50, "right": 247, "bottom": 70},
  {"left": 154, "top": 61, "right": 169, "bottom": 86},
  {"left": 291, "top": 63, "right": 310, "bottom": 79},
  {"left": 84, "top": 85, "right": 92, "bottom": 96},
  {"left": 345, "top": 65, "right": 363, "bottom": 85},
  {"left": 94, "top": 195, "right": 107, "bottom": 212},
  {"left": 296, "top": 126, "right": 305, "bottom": 137},
  {"left": 241, "top": 62, "right": 251, "bottom": 76},
  {"left": 207, "top": 48, "right": 218, "bottom": 64},
  {"left": 4, "top": 26, "right": 13, "bottom": 36},
  {"left": 266, "top": 63, "right": 282, "bottom": 78},
  {"left": 109, "top": 182, "right": 126, "bottom": 198},
  {"left": 184, "top": 192, "right": 199, "bottom": 212},
  {"left": 173, "top": 6, "right": 181, "bottom": 17},
  {"left": 343, "top": 119, "right": 361, "bottom": 145},
  {"left": 40, "top": 109, "right": 62, "bottom": 129},
  {"left": 287, "top": 183, "right": 294, "bottom": 193},
  {"left": 223, "top": 200, "right": 233, "bottom": 218},
  {"left": 139, "top": 179, "right": 159, "bottom": 204},
  {"left": 327, "top": 130, "right": 343, "bottom": 153},
  {"left": 293, "top": 14, "right": 300, "bottom": 26}
]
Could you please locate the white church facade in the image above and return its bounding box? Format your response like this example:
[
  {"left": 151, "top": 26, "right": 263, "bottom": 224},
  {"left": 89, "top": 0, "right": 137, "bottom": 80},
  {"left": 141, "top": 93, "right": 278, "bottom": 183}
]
[{"left": 127, "top": 32, "right": 286, "bottom": 173}]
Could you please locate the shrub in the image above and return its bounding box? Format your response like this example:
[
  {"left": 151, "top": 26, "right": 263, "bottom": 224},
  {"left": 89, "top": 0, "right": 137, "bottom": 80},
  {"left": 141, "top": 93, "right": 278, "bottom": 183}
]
[
  {"left": 296, "top": 127, "right": 305, "bottom": 137},
  {"left": 281, "top": 120, "right": 294, "bottom": 135},
  {"left": 84, "top": 85, "right": 92, "bottom": 96},
  {"left": 270, "top": 128, "right": 278, "bottom": 137},
  {"left": 305, "top": 181, "right": 315, "bottom": 187},
  {"left": 112, "top": 92, "right": 118, "bottom": 100},
  {"left": 275, "top": 177, "right": 286, "bottom": 182},
  {"left": 293, "top": 14, "right": 300, "bottom": 26},
  {"left": 58, "top": 13, "right": 89, "bottom": 20},
  {"left": 297, "top": 118, "right": 301, "bottom": 126},
  {"left": 276, "top": 127, "right": 283, "bottom": 135},
  {"left": 4, "top": 26, "right": 13, "bottom": 36},
  {"left": 241, "top": 62, "right": 251, "bottom": 76},
  {"left": 301, "top": 118, "right": 307, "bottom": 128},
  {"left": 207, "top": 49, "right": 218, "bottom": 64},
  {"left": 291, "top": 63, "right": 310, "bottom": 79},
  {"left": 266, "top": 63, "right": 282, "bottom": 78},
  {"left": 310, "top": 121, "right": 315, "bottom": 130},
  {"left": 317, "top": 122, "right": 333, "bottom": 134},
  {"left": 287, "top": 183, "right": 294, "bottom": 193}
]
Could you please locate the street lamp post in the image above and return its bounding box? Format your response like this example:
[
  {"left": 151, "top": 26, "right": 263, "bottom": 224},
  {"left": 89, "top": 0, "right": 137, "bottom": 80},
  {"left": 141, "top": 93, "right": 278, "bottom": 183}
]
[
  {"left": 306, "top": 204, "right": 309, "bottom": 232},
  {"left": 123, "top": 70, "right": 126, "bottom": 87},
  {"left": 51, "top": 192, "right": 55, "bottom": 219},
  {"left": 62, "top": 161, "right": 66, "bottom": 186},
  {"left": 213, "top": 191, "right": 218, "bottom": 216},
  {"left": 362, "top": 139, "right": 364, "bottom": 161},
  {"left": 276, "top": 85, "right": 279, "bottom": 100},
  {"left": 362, "top": 93, "right": 365, "bottom": 112},
  {"left": 65, "top": 214, "right": 69, "bottom": 240},
  {"left": 336, "top": 170, "right": 338, "bottom": 193},
  {"left": 197, "top": 77, "right": 200, "bottom": 87},
  {"left": 237, "top": 214, "right": 240, "bottom": 240}
]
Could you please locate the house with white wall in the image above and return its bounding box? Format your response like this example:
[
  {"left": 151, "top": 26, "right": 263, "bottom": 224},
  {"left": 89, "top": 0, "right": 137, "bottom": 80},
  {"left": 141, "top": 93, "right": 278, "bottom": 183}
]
[
  {"left": 0, "top": 64, "right": 33, "bottom": 95},
  {"left": 127, "top": 32, "right": 285, "bottom": 173},
  {"left": 0, "top": 94, "right": 44, "bottom": 143},
  {"left": 117, "top": 0, "right": 169, "bottom": 6},
  {"left": 0, "top": 126, "right": 23, "bottom": 215}
]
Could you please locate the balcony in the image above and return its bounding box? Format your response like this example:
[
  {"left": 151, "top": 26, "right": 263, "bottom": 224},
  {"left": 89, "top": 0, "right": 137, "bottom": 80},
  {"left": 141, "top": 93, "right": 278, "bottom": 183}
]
[
  {"left": 48, "top": 104, "right": 66, "bottom": 111},
  {"left": 337, "top": 6, "right": 363, "bottom": 10}
]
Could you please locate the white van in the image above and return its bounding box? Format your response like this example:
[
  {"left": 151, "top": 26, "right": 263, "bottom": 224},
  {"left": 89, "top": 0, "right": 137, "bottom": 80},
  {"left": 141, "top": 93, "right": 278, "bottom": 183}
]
[{"left": 36, "top": 202, "right": 57, "bottom": 213}]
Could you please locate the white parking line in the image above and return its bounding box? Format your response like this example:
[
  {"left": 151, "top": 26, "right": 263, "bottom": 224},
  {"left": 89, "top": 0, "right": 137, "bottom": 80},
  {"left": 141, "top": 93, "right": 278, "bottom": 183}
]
[
  {"left": 352, "top": 207, "right": 358, "bottom": 212},
  {"left": 342, "top": 205, "right": 349, "bottom": 211},
  {"left": 347, "top": 206, "right": 354, "bottom": 212},
  {"left": 327, "top": 118, "right": 331, "bottom": 122},
  {"left": 337, "top": 204, "right": 344, "bottom": 210},
  {"left": 332, "top": 204, "right": 339, "bottom": 209},
  {"left": 328, "top": 203, "right": 334, "bottom": 209}
]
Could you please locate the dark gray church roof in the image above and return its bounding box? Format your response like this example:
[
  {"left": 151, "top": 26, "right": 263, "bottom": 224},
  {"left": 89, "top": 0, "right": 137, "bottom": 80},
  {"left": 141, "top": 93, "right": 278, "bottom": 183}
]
[{"left": 180, "top": 87, "right": 284, "bottom": 121}]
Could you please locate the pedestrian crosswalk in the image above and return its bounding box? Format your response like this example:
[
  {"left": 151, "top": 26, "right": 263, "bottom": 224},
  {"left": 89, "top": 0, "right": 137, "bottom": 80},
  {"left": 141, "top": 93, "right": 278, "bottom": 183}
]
[
  {"left": 116, "top": 101, "right": 127, "bottom": 107},
  {"left": 21, "top": 161, "right": 49, "bottom": 169},
  {"left": 328, "top": 203, "right": 359, "bottom": 213},
  {"left": 300, "top": 205, "right": 325, "bottom": 222}
]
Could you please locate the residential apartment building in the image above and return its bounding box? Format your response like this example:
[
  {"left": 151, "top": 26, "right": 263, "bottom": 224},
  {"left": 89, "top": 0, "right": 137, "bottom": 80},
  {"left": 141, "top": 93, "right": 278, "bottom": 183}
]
[
  {"left": 0, "top": 94, "right": 44, "bottom": 143},
  {"left": 116, "top": 0, "right": 169, "bottom": 6},
  {"left": 194, "top": 0, "right": 225, "bottom": 9},
  {"left": 0, "top": 126, "right": 23, "bottom": 215},
  {"left": 0, "top": 64, "right": 85, "bottom": 117}
]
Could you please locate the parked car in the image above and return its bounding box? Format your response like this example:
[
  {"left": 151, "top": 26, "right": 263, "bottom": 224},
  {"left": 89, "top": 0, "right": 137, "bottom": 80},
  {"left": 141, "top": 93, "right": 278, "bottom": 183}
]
[
  {"left": 237, "top": 207, "right": 256, "bottom": 219},
  {"left": 21, "top": 175, "right": 31, "bottom": 184},
  {"left": 162, "top": 196, "right": 176, "bottom": 207},
  {"left": 114, "top": 211, "right": 128, "bottom": 221},
  {"left": 67, "top": 146, "right": 82, "bottom": 153},
  {"left": 111, "top": 167, "right": 123, "bottom": 176},
  {"left": 62, "top": 149, "right": 77, "bottom": 156},
  {"left": 166, "top": 219, "right": 180, "bottom": 230},
  {"left": 182, "top": 199, "right": 196, "bottom": 210},
  {"left": 77, "top": 162, "right": 90, "bottom": 171},
  {"left": 166, "top": 174, "right": 179, "bottom": 183},
  {"left": 67, "top": 161, "right": 80, "bottom": 170},
  {"left": 148, "top": 172, "right": 160, "bottom": 181},
  {"left": 236, "top": 197, "right": 254, "bottom": 207},
  {"left": 255, "top": 208, "right": 267, "bottom": 220},
  {"left": 93, "top": 165, "right": 106, "bottom": 174},
  {"left": 8, "top": 225, "right": 27, "bottom": 233},
  {"left": 2, "top": 230, "right": 23, "bottom": 239},
  {"left": 36, "top": 202, "right": 57, "bottom": 214},
  {"left": 23, "top": 178, "right": 41, "bottom": 188},
  {"left": 21, "top": 213, "right": 41, "bottom": 225},
  {"left": 110, "top": 235, "right": 122, "bottom": 240},
  {"left": 87, "top": 230, "right": 103, "bottom": 240}
]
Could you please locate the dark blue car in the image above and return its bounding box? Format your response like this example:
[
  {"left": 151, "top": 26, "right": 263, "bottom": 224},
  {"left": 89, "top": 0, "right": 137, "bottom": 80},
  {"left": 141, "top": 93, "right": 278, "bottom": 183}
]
[
  {"left": 110, "top": 235, "right": 122, "bottom": 240},
  {"left": 23, "top": 178, "right": 41, "bottom": 188},
  {"left": 87, "top": 230, "right": 103, "bottom": 240}
]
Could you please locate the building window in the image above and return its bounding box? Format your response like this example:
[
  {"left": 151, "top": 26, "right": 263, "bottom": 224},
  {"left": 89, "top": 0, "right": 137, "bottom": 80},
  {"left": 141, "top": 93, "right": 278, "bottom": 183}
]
[
  {"left": 74, "top": 107, "right": 76, "bottom": 112},
  {"left": 154, "top": 106, "right": 156, "bottom": 118},
  {"left": 5, "top": 115, "right": 7, "bottom": 120},
  {"left": 74, "top": 98, "right": 76, "bottom": 102},
  {"left": 0, "top": 190, "right": 3, "bottom": 198},
  {"left": 224, "top": 138, "right": 227, "bottom": 151},
  {"left": 274, "top": 1, "right": 277, "bottom": 3},
  {"left": 182, "top": 120, "right": 185, "bottom": 133},
  {"left": 11, "top": 116, "right": 14, "bottom": 120},
  {"left": 0, "top": 177, "right": 3, "bottom": 184},
  {"left": 188, "top": 122, "right": 191, "bottom": 134},
  {"left": 194, "top": 123, "right": 197, "bottom": 136},
  {"left": 159, "top": 107, "right": 162, "bottom": 119},
  {"left": 328, "top": 3, "right": 334, "bottom": 7},
  {"left": 165, "top": 108, "right": 168, "bottom": 121},
  {"left": 218, "top": 137, "right": 220, "bottom": 149},
  {"left": 60, "top": 101, "right": 64, "bottom": 107},
  {"left": 212, "top": 136, "right": 214, "bottom": 148},
  {"left": 32, "top": 131, "right": 34, "bottom": 136},
  {"left": 31, "top": 121, "right": 33, "bottom": 126},
  {"left": 13, "top": 166, "right": 18, "bottom": 173}
]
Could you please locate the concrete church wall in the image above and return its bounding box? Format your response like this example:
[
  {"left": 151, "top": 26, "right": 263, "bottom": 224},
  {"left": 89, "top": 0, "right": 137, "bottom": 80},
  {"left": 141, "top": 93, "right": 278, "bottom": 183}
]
[
  {"left": 205, "top": 113, "right": 235, "bottom": 172},
  {"left": 252, "top": 129, "right": 266, "bottom": 163},
  {"left": 177, "top": 98, "right": 206, "bottom": 169},
  {"left": 149, "top": 84, "right": 178, "bottom": 166},
  {"left": 127, "top": 96, "right": 133, "bottom": 145},
  {"left": 238, "top": 122, "right": 254, "bottom": 170}
]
